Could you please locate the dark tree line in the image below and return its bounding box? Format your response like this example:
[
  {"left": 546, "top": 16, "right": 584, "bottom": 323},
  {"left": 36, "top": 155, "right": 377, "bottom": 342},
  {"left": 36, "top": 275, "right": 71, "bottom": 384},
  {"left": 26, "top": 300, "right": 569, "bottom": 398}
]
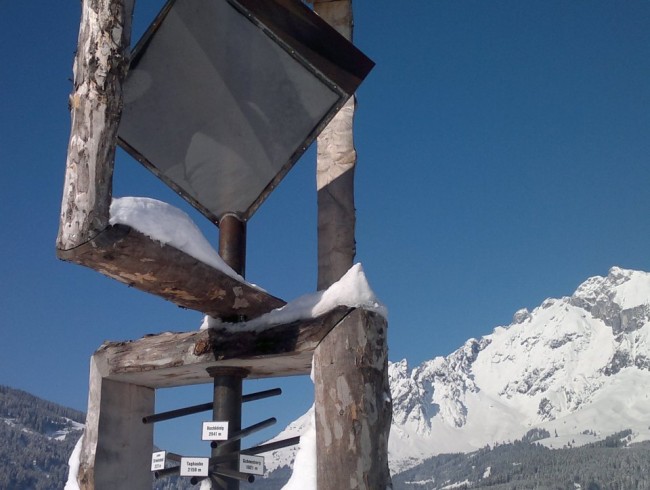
[
  {"left": 392, "top": 430, "right": 650, "bottom": 490},
  {"left": 0, "top": 385, "right": 85, "bottom": 489}
]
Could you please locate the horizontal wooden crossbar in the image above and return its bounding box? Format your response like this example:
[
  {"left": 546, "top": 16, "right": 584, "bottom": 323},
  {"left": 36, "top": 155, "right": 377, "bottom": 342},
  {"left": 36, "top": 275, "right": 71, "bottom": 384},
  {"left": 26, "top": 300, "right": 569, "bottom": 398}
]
[
  {"left": 56, "top": 224, "right": 285, "bottom": 320},
  {"left": 93, "top": 305, "right": 354, "bottom": 387}
]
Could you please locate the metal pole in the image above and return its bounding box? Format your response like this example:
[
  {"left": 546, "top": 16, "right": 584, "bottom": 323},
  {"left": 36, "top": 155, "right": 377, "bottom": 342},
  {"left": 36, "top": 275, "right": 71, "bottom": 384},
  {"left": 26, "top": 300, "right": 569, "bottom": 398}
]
[
  {"left": 142, "top": 388, "right": 282, "bottom": 424},
  {"left": 204, "top": 435, "right": 302, "bottom": 469},
  {"left": 208, "top": 367, "right": 248, "bottom": 490},
  {"left": 211, "top": 417, "right": 276, "bottom": 449},
  {"left": 210, "top": 213, "right": 247, "bottom": 489},
  {"left": 218, "top": 214, "right": 246, "bottom": 279}
]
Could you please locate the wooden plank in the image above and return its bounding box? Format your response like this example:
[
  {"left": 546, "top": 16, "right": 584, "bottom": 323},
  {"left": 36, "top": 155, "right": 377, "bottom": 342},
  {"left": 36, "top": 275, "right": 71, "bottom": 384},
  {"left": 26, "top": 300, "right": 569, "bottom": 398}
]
[
  {"left": 57, "top": 224, "right": 285, "bottom": 320},
  {"left": 92, "top": 306, "right": 354, "bottom": 388}
]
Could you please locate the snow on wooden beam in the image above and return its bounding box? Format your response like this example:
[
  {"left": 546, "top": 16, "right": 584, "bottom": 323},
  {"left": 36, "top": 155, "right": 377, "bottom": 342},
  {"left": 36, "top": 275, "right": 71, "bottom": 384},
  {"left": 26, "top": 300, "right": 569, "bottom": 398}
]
[
  {"left": 57, "top": 224, "right": 285, "bottom": 320},
  {"left": 92, "top": 306, "right": 354, "bottom": 387}
]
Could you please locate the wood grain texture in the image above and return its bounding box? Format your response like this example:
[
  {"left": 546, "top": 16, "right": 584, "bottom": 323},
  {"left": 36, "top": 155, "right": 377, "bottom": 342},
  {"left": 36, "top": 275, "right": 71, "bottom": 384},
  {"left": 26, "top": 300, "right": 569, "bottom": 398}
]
[
  {"left": 313, "top": 310, "right": 392, "bottom": 489},
  {"left": 92, "top": 306, "right": 354, "bottom": 387},
  {"left": 313, "top": 2, "right": 393, "bottom": 488},
  {"left": 57, "top": 224, "right": 285, "bottom": 320},
  {"left": 57, "top": 0, "right": 134, "bottom": 251}
]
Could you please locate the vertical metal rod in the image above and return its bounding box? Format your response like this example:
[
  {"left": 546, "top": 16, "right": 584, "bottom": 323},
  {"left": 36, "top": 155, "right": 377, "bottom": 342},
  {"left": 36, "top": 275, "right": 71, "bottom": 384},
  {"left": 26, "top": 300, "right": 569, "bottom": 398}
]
[
  {"left": 208, "top": 368, "right": 247, "bottom": 490},
  {"left": 218, "top": 214, "right": 246, "bottom": 278},
  {"left": 211, "top": 214, "right": 247, "bottom": 489}
]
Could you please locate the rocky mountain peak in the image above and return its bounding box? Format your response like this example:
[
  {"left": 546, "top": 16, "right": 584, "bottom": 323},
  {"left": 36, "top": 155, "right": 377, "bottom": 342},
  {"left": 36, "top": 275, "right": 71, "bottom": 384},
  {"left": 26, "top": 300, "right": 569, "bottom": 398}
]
[
  {"left": 387, "top": 267, "right": 650, "bottom": 471},
  {"left": 570, "top": 267, "right": 650, "bottom": 334}
]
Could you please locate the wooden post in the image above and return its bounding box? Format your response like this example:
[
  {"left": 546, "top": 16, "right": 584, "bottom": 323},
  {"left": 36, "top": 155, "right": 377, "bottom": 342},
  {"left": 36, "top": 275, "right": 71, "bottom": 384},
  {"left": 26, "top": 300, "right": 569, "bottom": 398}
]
[
  {"left": 311, "top": 1, "right": 393, "bottom": 488},
  {"left": 314, "top": 0, "right": 357, "bottom": 291},
  {"left": 57, "top": 0, "right": 134, "bottom": 251},
  {"left": 63, "top": 2, "right": 143, "bottom": 489},
  {"left": 77, "top": 357, "right": 154, "bottom": 490},
  {"left": 313, "top": 310, "right": 391, "bottom": 489}
]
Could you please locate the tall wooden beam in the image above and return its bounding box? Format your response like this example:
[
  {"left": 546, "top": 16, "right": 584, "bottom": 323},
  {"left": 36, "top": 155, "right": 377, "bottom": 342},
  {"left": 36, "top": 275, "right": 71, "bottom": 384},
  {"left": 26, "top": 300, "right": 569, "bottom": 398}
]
[
  {"left": 311, "top": 1, "right": 393, "bottom": 489},
  {"left": 314, "top": 0, "right": 357, "bottom": 291},
  {"left": 60, "top": 3, "right": 149, "bottom": 489},
  {"left": 77, "top": 358, "right": 154, "bottom": 490},
  {"left": 57, "top": 0, "right": 134, "bottom": 251}
]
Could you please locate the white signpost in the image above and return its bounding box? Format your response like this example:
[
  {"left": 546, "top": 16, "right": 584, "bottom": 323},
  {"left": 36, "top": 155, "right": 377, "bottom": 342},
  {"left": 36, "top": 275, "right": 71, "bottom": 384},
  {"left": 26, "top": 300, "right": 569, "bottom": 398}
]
[
  {"left": 150, "top": 451, "right": 166, "bottom": 471},
  {"left": 239, "top": 454, "right": 264, "bottom": 476},
  {"left": 202, "top": 421, "right": 229, "bottom": 441},
  {"left": 143, "top": 389, "right": 293, "bottom": 485},
  {"left": 180, "top": 457, "right": 210, "bottom": 477}
]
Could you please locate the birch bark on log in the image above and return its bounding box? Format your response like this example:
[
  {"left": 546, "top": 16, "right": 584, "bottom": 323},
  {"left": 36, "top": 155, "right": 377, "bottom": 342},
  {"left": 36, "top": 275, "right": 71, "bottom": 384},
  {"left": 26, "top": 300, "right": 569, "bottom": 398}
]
[
  {"left": 314, "top": 0, "right": 356, "bottom": 291},
  {"left": 57, "top": 0, "right": 134, "bottom": 251},
  {"left": 312, "top": 1, "right": 392, "bottom": 488}
]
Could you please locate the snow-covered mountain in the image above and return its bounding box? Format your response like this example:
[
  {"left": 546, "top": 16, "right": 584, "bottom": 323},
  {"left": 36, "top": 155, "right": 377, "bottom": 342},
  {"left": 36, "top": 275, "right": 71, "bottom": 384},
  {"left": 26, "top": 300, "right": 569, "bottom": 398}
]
[{"left": 266, "top": 266, "right": 650, "bottom": 476}]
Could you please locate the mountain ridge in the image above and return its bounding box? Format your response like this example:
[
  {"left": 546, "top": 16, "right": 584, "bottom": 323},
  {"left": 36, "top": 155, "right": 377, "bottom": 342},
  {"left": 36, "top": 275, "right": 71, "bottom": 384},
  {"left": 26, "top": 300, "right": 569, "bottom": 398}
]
[
  {"left": 266, "top": 266, "right": 650, "bottom": 477},
  {"left": 389, "top": 266, "right": 650, "bottom": 471}
]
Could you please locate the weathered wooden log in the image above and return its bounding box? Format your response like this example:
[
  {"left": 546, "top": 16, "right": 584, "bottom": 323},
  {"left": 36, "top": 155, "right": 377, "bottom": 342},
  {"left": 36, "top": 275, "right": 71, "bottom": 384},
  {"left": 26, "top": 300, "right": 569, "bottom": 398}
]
[
  {"left": 313, "top": 309, "right": 392, "bottom": 489},
  {"left": 312, "top": 1, "right": 393, "bottom": 488},
  {"left": 61, "top": 3, "right": 147, "bottom": 489},
  {"left": 57, "top": 0, "right": 134, "bottom": 251},
  {"left": 78, "top": 359, "right": 154, "bottom": 490},
  {"left": 56, "top": 224, "right": 285, "bottom": 320},
  {"left": 93, "top": 305, "right": 354, "bottom": 387},
  {"left": 314, "top": 0, "right": 357, "bottom": 291}
]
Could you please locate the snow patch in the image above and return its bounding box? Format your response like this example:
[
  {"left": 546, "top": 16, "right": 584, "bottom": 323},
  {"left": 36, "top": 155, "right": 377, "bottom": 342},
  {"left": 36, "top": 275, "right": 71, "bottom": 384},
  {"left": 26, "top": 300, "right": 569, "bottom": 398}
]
[
  {"left": 64, "top": 435, "right": 83, "bottom": 490},
  {"left": 405, "top": 478, "right": 435, "bottom": 486},
  {"left": 202, "top": 263, "right": 387, "bottom": 333},
  {"left": 48, "top": 418, "right": 84, "bottom": 441},
  {"left": 109, "top": 197, "right": 247, "bottom": 284},
  {"left": 280, "top": 410, "right": 316, "bottom": 490},
  {"left": 264, "top": 406, "right": 315, "bottom": 473},
  {"left": 442, "top": 479, "right": 472, "bottom": 489}
]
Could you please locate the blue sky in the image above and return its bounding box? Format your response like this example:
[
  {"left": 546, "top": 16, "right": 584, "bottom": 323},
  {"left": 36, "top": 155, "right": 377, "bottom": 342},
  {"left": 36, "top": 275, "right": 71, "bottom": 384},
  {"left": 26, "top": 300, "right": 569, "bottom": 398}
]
[{"left": 1, "top": 0, "right": 649, "bottom": 457}]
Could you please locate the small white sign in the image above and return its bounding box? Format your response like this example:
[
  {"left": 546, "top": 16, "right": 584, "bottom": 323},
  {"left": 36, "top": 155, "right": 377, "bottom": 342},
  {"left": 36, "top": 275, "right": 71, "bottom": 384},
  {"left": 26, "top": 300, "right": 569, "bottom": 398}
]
[
  {"left": 151, "top": 451, "right": 166, "bottom": 471},
  {"left": 180, "top": 457, "right": 210, "bottom": 477},
  {"left": 202, "top": 421, "right": 229, "bottom": 441},
  {"left": 239, "top": 454, "right": 264, "bottom": 476}
]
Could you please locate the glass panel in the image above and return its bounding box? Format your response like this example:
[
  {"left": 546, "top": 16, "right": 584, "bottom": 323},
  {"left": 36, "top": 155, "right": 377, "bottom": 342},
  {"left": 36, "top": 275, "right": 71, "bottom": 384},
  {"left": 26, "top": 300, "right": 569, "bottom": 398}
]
[{"left": 119, "top": 0, "right": 340, "bottom": 221}]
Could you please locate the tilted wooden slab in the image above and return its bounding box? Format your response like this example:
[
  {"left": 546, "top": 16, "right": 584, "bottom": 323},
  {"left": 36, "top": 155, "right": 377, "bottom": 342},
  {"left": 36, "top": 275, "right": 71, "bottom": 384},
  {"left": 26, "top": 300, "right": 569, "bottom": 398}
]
[
  {"left": 93, "top": 305, "right": 354, "bottom": 387},
  {"left": 56, "top": 224, "right": 285, "bottom": 321}
]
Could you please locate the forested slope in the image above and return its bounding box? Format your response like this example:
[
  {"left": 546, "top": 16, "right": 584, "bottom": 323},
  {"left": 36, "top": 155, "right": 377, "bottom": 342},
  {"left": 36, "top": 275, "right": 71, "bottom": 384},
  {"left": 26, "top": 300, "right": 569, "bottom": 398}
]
[{"left": 0, "top": 385, "right": 84, "bottom": 489}]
